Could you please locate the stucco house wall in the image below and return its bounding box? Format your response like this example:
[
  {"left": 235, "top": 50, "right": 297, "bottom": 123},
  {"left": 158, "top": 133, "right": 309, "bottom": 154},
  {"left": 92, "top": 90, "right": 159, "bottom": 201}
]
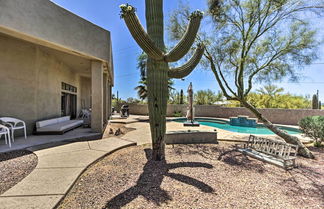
[
  {"left": 0, "top": 0, "right": 114, "bottom": 134},
  {"left": 0, "top": 0, "right": 111, "bottom": 64},
  {"left": 0, "top": 34, "right": 90, "bottom": 134}
]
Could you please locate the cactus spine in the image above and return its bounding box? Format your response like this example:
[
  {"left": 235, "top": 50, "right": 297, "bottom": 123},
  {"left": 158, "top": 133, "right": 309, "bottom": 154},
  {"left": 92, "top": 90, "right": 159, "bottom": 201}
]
[{"left": 120, "top": 0, "right": 204, "bottom": 160}]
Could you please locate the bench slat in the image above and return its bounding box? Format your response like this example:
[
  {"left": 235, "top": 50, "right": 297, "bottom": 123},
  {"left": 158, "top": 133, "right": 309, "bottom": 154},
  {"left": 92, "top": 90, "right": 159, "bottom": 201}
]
[{"left": 239, "top": 135, "right": 299, "bottom": 170}]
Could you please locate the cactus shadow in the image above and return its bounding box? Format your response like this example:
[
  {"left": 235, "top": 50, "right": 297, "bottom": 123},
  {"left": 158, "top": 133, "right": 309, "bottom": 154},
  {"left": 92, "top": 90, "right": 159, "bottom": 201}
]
[{"left": 104, "top": 148, "right": 214, "bottom": 208}]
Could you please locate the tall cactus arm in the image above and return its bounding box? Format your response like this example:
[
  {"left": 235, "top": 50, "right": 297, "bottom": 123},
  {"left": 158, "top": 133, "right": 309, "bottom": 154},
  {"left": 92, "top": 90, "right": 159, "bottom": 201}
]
[
  {"left": 168, "top": 44, "right": 205, "bottom": 79},
  {"left": 120, "top": 4, "right": 164, "bottom": 60},
  {"left": 165, "top": 10, "right": 203, "bottom": 62}
]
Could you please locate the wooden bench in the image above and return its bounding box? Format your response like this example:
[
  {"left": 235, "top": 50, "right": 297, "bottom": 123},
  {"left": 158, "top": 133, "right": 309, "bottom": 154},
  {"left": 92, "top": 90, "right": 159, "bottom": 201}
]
[{"left": 238, "top": 135, "right": 298, "bottom": 170}]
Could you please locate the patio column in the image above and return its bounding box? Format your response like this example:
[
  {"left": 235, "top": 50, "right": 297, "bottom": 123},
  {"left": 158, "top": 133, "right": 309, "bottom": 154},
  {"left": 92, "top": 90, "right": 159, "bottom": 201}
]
[
  {"left": 107, "top": 83, "right": 112, "bottom": 119},
  {"left": 103, "top": 73, "right": 108, "bottom": 124},
  {"left": 91, "top": 61, "right": 103, "bottom": 133}
]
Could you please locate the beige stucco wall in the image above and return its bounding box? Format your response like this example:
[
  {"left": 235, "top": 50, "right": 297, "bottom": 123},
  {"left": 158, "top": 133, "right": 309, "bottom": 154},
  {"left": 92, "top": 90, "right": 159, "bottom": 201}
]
[
  {"left": 0, "top": 35, "right": 91, "bottom": 134},
  {"left": 0, "top": 0, "right": 111, "bottom": 63},
  {"left": 128, "top": 104, "right": 324, "bottom": 125}
]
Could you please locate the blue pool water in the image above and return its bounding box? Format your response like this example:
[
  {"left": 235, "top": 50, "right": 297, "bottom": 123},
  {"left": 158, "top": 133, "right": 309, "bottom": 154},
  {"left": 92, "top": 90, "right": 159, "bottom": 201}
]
[{"left": 173, "top": 118, "right": 301, "bottom": 135}]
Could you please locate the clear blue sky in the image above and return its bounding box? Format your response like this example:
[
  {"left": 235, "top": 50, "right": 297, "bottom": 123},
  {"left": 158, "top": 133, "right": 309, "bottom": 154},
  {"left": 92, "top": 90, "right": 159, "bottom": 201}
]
[{"left": 51, "top": 0, "right": 324, "bottom": 101}]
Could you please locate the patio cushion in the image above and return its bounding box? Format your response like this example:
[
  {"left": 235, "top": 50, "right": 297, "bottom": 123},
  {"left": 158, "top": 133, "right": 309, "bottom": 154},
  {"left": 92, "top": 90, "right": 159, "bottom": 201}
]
[
  {"left": 36, "top": 120, "right": 83, "bottom": 133},
  {"left": 36, "top": 116, "right": 71, "bottom": 128}
]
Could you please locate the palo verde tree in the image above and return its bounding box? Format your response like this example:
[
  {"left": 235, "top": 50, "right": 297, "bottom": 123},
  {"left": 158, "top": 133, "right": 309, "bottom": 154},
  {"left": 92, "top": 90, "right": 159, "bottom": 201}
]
[
  {"left": 170, "top": 0, "right": 324, "bottom": 158},
  {"left": 120, "top": 0, "right": 204, "bottom": 160}
]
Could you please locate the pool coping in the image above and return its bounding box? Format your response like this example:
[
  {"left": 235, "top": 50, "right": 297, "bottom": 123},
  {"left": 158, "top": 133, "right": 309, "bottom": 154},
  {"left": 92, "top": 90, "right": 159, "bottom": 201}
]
[{"left": 170, "top": 117, "right": 302, "bottom": 135}]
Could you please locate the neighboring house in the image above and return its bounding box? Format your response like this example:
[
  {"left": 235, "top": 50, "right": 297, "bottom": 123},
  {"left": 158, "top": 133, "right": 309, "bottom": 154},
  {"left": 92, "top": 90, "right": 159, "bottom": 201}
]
[{"left": 0, "top": 0, "right": 114, "bottom": 134}]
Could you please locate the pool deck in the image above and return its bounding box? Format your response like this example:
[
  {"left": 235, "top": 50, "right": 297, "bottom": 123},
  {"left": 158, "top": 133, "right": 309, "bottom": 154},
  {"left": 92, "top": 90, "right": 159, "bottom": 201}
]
[{"left": 116, "top": 115, "right": 312, "bottom": 145}]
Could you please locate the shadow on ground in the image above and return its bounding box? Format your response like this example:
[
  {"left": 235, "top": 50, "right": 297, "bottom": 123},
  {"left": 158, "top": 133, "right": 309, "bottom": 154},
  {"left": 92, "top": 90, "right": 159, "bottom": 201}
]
[
  {"left": 104, "top": 148, "right": 215, "bottom": 208},
  {"left": 172, "top": 144, "right": 266, "bottom": 173}
]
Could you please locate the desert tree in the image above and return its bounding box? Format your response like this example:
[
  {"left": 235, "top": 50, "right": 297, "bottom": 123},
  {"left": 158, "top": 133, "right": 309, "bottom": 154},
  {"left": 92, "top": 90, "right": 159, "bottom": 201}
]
[{"left": 169, "top": 0, "right": 324, "bottom": 158}]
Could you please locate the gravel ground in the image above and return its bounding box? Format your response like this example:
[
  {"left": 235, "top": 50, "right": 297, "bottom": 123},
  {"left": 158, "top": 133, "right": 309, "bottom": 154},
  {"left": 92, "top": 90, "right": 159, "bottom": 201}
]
[
  {"left": 0, "top": 150, "right": 38, "bottom": 195},
  {"left": 58, "top": 143, "right": 323, "bottom": 209}
]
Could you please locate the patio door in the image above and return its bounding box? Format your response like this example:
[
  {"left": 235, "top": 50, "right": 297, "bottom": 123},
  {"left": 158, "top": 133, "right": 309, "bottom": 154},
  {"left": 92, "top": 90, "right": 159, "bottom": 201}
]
[
  {"left": 61, "top": 82, "right": 77, "bottom": 119},
  {"left": 61, "top": 93, "right": 77, "bottom": 119}
]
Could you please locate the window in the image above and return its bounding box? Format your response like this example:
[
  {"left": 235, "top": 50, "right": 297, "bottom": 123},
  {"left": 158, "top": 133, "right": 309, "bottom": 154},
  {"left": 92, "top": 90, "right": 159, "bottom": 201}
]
[{"left": 61, "top": 82, "right": 77, "bottom": 93}]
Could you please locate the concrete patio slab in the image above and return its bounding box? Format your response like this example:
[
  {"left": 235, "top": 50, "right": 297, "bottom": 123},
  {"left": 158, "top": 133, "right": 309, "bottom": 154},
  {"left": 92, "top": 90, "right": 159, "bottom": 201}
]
[
  {"left": 0, "top": 195, "right": 63, "bottom": 209},
  {"left": 0, "top": 128, "right": 101, "bottom": 153},
  {"left": 36, "top": 150, "right": 106, "bottom": 168},
  {"left": 0, "top": 137, "right": 136, "bottom": 209},
  {"left": 89, "top": 137, "right": 136, "bottom": 152},
  {"left": 2, "top": 167, "right": 84, "bottom": 196},
  {"left": 121, "top": 122, "right": 152, "bottom": 145},
  {"left": 30, "top": 141, "right": 90, "bottom": 157}
]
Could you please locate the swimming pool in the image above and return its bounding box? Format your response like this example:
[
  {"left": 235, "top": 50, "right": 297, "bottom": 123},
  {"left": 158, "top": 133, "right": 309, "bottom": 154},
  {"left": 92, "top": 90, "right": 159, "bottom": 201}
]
[{"left": 173, "top": 118, "right": 301, "bottom": 135}]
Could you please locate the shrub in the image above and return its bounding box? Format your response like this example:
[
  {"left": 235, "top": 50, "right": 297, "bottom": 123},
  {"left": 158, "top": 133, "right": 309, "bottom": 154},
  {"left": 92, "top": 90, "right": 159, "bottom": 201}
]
[
  {"left": 299, "top": 116, "right": 324, "bottom": 147},
  {"left": 173, "top": 111, "right": 182, "bottom": 117}
]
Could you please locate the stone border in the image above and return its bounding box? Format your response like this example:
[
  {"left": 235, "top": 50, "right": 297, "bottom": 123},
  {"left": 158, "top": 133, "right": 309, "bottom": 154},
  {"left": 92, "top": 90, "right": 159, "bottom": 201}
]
[{"left": 165, "top": 130, "right": 218, "bottom": 144}]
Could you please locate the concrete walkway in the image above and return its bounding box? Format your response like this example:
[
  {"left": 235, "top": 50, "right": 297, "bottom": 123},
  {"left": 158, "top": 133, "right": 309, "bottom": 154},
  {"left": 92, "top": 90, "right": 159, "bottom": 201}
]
[{"left": 0, "top": 137, "right": 136, "bottom": 209}]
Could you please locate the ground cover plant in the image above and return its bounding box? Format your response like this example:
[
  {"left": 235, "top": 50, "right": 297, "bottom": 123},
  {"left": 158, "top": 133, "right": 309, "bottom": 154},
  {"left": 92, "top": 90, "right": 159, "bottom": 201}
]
[{"left": 299, "top": 116, "right": 324, "bottom": 147}]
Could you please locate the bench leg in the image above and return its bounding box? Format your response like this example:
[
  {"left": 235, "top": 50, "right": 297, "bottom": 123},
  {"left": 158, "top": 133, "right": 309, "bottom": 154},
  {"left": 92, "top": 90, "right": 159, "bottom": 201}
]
[{"left": 292, "top": 159, "right": 297, "bottom": 168}]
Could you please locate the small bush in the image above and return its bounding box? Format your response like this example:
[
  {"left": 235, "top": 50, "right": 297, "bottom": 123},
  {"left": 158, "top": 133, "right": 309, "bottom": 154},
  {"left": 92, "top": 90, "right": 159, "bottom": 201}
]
[
  {"left": 299, "top": 116, "right": 324, "bottom": 146},
  {"left": 173, "top": 111, "right": 182, "bottom": 117}
]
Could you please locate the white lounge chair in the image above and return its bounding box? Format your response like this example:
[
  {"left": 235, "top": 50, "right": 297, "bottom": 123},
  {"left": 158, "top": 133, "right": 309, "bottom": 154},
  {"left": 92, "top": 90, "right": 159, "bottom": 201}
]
[
  {"left": 0, "top": 124, "right": 11, "bottom": 147},
  {"left": 0, "top": 117, "right": 27, "bottom": 141}
]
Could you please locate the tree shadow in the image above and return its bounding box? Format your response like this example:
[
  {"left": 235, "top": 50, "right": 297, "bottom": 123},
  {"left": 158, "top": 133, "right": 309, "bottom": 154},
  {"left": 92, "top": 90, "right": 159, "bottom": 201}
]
[
  {"left": 173, "top": 144, "right": 266, "bottom": 173},
  {"left": 104, "top": 148, "right": 214, "bottom": 208},
  {"left": 174, "top": 144, "right": 265, "bottom": 173},
  {"left": 281, "top": 147, "right": 324, "bottom": 205}
]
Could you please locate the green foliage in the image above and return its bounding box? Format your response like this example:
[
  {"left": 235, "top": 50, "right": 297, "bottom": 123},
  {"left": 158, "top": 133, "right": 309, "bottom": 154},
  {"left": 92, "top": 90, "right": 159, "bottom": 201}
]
[
  {"left": 194, "top": 89, "right": 224, "bottom": 105},
  {"left": 173, "top": 111, "right": 183, "bottom": 117},
  {"left": 169, "top": 0, "right": 323, "bottom": 100},
  {"left": 299, "top": 116, "right": 324, "bottom": 146},
  {"left": 135, "top": 77, "right": 175, "bottom": 101},
  {"left": 135, "top": 52, "right": 175, "bottom": 101},
  {"left": 226, "top": 90, "right": 311, "bottom": 109},
  {"left": 185, "top": 0, "right": 323, "bottom": 158},
  {"left": 112, "top": 98, "right": 126, "bottom": 112},
  {"left": 168, "top": 89, "right": 187, "bottom": 104},
  {"left": 126, "top": 97, "right": 141, "bottom": 104},
  {"left": 134, "top": 78, "right": 148, "bottom": 100}
]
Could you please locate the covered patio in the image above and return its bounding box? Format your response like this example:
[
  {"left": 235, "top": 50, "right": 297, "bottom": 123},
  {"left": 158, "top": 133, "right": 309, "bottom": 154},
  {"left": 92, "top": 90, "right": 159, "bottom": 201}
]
[{"left": 0, "top": 128, "right": 101, "bottom": 154}]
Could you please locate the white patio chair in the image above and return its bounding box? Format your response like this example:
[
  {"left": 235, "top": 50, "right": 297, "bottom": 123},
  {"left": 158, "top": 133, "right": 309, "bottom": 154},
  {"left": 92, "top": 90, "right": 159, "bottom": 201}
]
[
  {"left": 0, "top": 117, "right": 27, "bottom": 141},
  {"left": 0, "top": 124, "right": 11, "bottom": 147}
]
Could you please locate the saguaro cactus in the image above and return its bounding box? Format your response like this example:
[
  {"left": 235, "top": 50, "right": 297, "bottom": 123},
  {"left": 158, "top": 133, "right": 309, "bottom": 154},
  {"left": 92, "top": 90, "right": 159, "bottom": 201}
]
[
  {"left": 120, "top": 1, "right": 204, "bottom": 160},
  {"left": 180, "top": 89, "right": 184, "bottom": 104},
  {"left": 312, "top": 94, "right": 319, "bottom": 109}
]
